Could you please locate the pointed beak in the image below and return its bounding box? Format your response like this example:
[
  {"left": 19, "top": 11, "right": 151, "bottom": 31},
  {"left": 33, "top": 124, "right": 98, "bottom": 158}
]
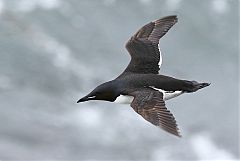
[
  {"left": 77, "top": 96, "right": 88, "bottom": 103},
  {"left": 77, "top": 95, "right": 96, "bottom": 103}
]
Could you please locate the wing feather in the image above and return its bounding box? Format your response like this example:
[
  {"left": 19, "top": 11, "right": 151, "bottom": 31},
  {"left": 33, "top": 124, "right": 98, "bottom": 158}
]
[
  {"left": 130, "top": 89, "right": 181, "bottom": 137},
  {"left": 120, "top": 15, "right": 178, "bottom": 76}
]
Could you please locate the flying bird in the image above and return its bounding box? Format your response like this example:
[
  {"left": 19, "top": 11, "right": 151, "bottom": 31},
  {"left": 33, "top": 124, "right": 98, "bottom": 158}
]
[{"left": 77, "top": 15, "right": 210, "bottom": 137}]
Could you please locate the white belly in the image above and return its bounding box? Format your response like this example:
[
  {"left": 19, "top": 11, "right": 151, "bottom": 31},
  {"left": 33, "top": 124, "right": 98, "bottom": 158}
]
[
  {"left": 115, "top": 88, "right": 183, "bottom": 104},
  {"left": 150, "top": 86, "right": 184, "bottom": 101},
  {"left": 163, "top": 90, "right": 183, "bottom": 100},
  {"left": 115, "top": 95, "right": 134, "bottom": 104}
]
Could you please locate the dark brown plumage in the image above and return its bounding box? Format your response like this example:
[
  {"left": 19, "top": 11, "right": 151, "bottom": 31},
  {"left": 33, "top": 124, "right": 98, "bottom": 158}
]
[
  {"left": 122, "top": 15, "right": 177, "bottom": 75},
  {"left": 121, "top": 15, "right": 181, "bottom": 136},
  {"left": 130, "top": 88, "right": 181, "bottom": 136},
  {"left": 77, "top": 15, "right": 210, "bottom": 137}
]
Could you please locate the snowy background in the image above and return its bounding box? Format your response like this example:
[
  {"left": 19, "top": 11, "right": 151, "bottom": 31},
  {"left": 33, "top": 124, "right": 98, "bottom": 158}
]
[{"left": 0, "top": 0, "right": 239, "bottom": 160}]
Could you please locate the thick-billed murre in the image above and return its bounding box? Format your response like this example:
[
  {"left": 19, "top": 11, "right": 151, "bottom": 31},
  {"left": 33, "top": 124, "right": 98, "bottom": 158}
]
[{"left": 77, "top": 15, "right": 210, "bottom": 137}]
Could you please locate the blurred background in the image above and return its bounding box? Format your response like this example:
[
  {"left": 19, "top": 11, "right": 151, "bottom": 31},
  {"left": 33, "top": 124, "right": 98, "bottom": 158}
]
[{"left": 0, "top": 0, "right": 239, "bottom": 160}]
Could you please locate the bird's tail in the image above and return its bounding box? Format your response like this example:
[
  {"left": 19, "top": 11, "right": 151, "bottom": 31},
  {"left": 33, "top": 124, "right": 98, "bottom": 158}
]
[
  {"left": 192, "top": 81, "right": 211, "bottom": 92},
  {"left": 185, "top": 81, "right": 210, "bottom": 92}
]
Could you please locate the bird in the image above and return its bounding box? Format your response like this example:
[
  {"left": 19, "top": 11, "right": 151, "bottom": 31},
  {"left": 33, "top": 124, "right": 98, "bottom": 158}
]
[{"left": 77, "top": 15, "right": 210, "bottom": 137}]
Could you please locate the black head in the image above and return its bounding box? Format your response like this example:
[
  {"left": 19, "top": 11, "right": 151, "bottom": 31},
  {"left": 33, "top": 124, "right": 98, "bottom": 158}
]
[{"left": 77, "top": 81, "right": 118, "bottom": 103}]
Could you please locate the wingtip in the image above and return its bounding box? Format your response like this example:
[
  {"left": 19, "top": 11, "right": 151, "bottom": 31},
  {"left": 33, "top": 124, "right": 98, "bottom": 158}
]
[
  {"left": 170, "top": 15, "right": 178, "bottom": 18},
  {"left": 176, "top": 128, "right": 182, "bottom": 138},
  {"left": 169, "top": 15, "right": 178, "bottom": 22},
  {"left": 166, "top": 129, "right": 182, "bottom": 138},
  {"left": 163, "top": 15, "right": 178, "bottom": 20},
  {"left": 153, "top": 15, "right": 178, "bottom": 24},
  {"left": 176, "top": 132, "right": 182, "bottom": 138}
]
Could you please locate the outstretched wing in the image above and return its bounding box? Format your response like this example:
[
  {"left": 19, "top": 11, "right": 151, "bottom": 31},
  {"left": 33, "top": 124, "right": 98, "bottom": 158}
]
[
  {"left": 130, "top": 88, "right": 181, "bottom": 137},
  {"left": 121, "top": 15, "right": 178, "bottom": 75}
]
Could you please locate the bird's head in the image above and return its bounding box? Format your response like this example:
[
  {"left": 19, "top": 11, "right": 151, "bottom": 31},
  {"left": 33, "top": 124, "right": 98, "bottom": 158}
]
[{"left": 77, "top": 81, "right": 118, "bottom": 103}]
